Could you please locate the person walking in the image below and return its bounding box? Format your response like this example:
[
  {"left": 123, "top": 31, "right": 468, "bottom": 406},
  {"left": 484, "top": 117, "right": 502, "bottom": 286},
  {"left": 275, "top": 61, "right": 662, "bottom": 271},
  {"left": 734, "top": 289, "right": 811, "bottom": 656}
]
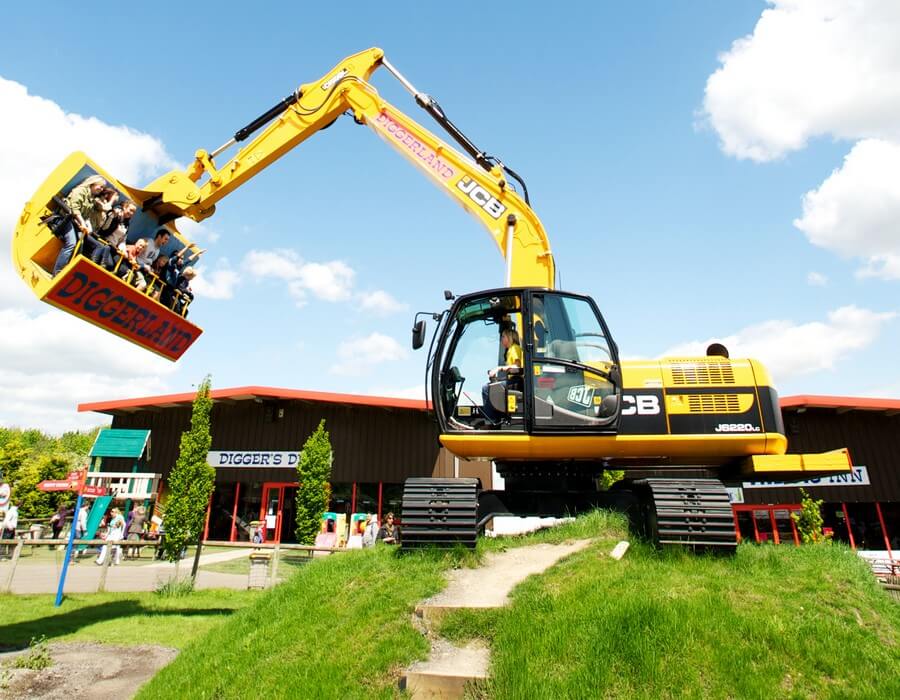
[
  {"left": 1, "top": 501, "right": 19, "bottom": 558},
  {"left": 96, "top": 508, "right": 125, "bottom": 566},
  {"left": 49, "top": 504, "right": 70, "bottom": 545},
  {"left": 126, "top": 505, "right": 147, "bottom": 559}
]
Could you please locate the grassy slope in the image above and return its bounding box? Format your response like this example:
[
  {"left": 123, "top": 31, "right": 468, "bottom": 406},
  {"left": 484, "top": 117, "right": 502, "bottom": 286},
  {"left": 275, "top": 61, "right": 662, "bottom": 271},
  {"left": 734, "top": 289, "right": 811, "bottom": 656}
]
[
  {"left": 0, "top": 589, "right": 257, "bottom": 649},
  {"left": 441, "top": 541, "right": 900, "bottom": 699},
  {"left": 140, "top": 513, "right": 620, "bottom": 700},
  {"left": 131, "top": 511, "right": 898, "bottom": 699},
  {"left": 139, "top": 547, "right": 448, "bottom": 699}
]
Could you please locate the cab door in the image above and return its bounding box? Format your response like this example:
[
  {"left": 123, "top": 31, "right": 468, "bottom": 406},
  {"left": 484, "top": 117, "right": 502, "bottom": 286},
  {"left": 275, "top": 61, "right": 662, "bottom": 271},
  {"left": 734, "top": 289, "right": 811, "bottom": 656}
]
[{"left": 525, "top": 292, "right": 622, "bottom": 432}]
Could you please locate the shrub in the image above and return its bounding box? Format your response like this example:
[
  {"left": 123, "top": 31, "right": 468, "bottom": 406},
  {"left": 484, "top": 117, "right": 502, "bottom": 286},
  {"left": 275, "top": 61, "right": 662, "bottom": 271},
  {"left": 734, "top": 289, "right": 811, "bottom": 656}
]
[
  {"left": 791, "top": 489, "right": 828, "bottom": 544},
  {"left": 161, "top": 376, "right": 215, "bottom": 562},
  {"left": 13, "top": 636, "right": 52, "bottom": 671},
  {"left": 294, "top": 420, "right": 333, "bottom": 545}
]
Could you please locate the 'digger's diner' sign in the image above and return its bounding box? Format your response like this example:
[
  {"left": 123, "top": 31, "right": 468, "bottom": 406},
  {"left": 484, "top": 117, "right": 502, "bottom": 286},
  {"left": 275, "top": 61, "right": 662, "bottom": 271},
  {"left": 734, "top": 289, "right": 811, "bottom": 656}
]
[{"left": 45, "top": 258, "right": 202, "bottom": 360}]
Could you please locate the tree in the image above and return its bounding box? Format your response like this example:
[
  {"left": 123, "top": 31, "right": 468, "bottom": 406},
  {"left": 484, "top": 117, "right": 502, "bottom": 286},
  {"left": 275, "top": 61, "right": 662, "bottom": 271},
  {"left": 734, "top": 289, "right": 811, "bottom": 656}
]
[
  {"left": 294, "top": 420, "right": 333, "bottom": 545},
  {"left": 598, "top": 469, "right": 625, "bottom": 491},
  {"left": 791, "top": 488, "right": 828, "bottom": 544},
  {"left": 1, "top": 436, "right": 83, "bottom": 519},
  {"left": 161, "top": 376, "right": 215, "bottom": 563}
]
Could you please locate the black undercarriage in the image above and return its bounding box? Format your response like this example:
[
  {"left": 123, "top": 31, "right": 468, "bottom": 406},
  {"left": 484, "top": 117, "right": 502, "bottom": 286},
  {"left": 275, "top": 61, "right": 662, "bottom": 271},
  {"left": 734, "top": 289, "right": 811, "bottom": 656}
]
[{"left": 400, "top": 466, "right": 738, "bottom": 551}]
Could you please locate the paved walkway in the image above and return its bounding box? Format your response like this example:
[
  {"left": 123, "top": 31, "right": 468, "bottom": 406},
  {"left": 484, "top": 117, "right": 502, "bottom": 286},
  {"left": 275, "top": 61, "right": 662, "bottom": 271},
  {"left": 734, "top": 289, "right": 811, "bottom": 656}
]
[{"left": 0, "top": 548, "right": 254, "bottom": 594}]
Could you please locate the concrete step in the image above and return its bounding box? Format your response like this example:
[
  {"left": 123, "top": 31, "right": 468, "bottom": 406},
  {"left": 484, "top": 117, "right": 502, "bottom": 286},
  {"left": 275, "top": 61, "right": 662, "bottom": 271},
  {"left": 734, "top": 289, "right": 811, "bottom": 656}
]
[{"left": 401, "top": 640, "right": 489, "bottom": 699}]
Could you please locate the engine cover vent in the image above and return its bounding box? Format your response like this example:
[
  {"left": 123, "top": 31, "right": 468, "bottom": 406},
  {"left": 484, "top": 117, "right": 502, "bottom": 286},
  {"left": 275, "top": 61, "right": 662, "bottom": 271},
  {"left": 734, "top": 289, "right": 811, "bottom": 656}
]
[
  {"left": 687, "top": 393, "right": 741, "bottom": 414},
  {"left": 667, "top": 361, "right": 735, "bottom": 386}
]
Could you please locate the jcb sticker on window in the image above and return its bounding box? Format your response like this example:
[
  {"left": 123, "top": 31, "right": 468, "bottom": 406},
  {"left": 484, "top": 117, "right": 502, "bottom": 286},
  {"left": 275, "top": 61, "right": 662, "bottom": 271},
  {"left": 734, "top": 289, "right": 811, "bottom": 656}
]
[{"left": 567, "top": 385, "right": 595, "bottom": 408}]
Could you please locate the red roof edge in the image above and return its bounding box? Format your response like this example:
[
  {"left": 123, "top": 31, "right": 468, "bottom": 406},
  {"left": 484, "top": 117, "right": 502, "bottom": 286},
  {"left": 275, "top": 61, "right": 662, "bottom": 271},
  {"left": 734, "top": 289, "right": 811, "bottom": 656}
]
[
  {"left": 780, "top": 394, "right": 900, "bottom": 412},
  {"left": 78, "top": 385, "right": 430, "bottom": 414}
]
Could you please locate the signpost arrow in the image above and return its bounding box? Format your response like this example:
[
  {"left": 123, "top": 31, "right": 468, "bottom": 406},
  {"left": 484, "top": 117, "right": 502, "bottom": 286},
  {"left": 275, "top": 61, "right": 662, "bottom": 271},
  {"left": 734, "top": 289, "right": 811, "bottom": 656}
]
[
  {"left": 81, "top": 485, "right": 107, "bottom": 498},
  {"left": 37, "top": 480, "right": 76, "bottom": 492}
]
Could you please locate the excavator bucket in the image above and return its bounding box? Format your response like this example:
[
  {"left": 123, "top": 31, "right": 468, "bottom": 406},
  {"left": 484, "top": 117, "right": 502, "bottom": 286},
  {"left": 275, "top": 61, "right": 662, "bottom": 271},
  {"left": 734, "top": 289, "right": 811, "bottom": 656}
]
[{"left": 12, "top": 152, "right": 202, "bottom": 360}]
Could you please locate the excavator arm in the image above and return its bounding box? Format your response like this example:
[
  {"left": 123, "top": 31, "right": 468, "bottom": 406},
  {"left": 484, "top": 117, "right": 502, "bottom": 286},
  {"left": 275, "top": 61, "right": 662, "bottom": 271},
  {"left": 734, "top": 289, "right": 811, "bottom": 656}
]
[{"left": 136, "top": 47, "right": 555, "bottom": 289}]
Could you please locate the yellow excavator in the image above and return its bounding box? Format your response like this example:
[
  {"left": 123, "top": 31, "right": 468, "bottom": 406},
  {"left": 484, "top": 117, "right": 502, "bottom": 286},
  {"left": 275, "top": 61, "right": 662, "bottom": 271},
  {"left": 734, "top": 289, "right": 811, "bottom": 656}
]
[{"left": 12, "top": 48, "right": 851, "bottom": 548}]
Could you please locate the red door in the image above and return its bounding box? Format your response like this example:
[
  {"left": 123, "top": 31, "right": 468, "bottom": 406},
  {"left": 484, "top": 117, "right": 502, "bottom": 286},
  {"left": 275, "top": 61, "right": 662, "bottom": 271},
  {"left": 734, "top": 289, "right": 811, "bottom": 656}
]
[{"left": 260, "top": 482, "right": 298, "bottom": 543}]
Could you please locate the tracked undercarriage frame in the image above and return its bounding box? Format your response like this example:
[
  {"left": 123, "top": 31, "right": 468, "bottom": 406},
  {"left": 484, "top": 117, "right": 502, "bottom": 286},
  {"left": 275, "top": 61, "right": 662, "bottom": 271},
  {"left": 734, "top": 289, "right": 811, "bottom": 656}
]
[{"left": 400, "top": 466, "right": 739, "bottom": 551}]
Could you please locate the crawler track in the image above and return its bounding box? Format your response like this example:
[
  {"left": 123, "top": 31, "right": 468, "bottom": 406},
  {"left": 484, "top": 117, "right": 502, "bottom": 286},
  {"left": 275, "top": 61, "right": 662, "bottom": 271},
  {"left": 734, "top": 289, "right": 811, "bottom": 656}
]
[
  {"left": 639, "top": 478, "right": 737, "bottom": 550},
  {"left": 401, "top": 478, "right": 479, "bottom": 549}
]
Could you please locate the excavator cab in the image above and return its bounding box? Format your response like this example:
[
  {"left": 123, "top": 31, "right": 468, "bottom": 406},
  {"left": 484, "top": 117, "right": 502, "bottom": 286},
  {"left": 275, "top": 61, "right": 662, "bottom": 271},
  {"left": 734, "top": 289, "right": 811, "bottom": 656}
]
[
  {"left": 12, "top": 152, "right": 203, "bottom": 360},
  {"left": 429, "top": 288, "right": 622, "bottom": 434}
]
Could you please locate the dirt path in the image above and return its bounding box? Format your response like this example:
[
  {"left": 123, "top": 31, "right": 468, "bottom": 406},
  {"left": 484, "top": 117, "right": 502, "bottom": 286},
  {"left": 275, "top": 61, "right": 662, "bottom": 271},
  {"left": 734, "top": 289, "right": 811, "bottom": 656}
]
[
  {"left": 419, "top": 539, "right": 592, "bottom": 612},
  {"left": 1, "top": 642, "right": 177, "bottom": 699},
  {"left": 403, "top": 539, "right": 592, "bottom": 698}
]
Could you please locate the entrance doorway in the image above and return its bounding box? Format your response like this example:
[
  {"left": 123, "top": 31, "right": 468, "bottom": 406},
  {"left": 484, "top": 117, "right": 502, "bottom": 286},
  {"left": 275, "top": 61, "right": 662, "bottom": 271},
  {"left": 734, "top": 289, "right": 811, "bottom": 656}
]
[
  {"left": 733, "top": 504, "right": 800, "bottom": 544},
  {"left": 260, "top": 483, "right": 299, "bottom": 543}
]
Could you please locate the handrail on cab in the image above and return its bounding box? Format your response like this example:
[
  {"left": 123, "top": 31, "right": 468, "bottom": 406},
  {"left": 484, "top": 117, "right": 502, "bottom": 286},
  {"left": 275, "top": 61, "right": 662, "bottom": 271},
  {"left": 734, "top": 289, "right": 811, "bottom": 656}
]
[{"left": 13, "top": 152, "right": 203, "bottom": 360}]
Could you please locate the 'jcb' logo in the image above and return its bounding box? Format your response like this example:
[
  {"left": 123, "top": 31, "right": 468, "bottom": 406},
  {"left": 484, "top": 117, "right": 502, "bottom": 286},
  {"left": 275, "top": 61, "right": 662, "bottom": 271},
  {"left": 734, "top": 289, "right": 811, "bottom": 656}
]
[
  {"left": 621, "top": 394, "right": 661, "bottom": 416},
  {"left": 456, "top": 177, "right": 506, "bottom": 219}
]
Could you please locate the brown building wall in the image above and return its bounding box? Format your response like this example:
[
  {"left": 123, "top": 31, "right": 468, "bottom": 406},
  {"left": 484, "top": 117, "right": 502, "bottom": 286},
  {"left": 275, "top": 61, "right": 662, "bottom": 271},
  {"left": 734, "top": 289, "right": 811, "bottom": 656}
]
[
  {"left": 110, "top": 399, "right": 446, "bottom": 485},
  {"left": 743, "top": 407, "right": 900, "bottom": 504}
]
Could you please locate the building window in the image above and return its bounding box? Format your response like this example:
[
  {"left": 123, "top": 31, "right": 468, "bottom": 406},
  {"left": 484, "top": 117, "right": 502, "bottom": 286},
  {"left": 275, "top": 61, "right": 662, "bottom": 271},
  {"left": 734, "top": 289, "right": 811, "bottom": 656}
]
[
  {"left": 381, "top": 483, "right": 404, "bottom": 521},
  {"left": 355, "top": 483, "right": 379, "bottom": 515},
  {"left": 329, "top": 483, "right": 353, "bottom": 519}
]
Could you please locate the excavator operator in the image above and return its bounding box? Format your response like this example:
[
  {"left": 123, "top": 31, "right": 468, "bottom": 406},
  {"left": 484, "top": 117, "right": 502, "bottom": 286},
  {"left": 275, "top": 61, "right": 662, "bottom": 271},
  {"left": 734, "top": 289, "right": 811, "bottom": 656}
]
[{"left": 481, "top": 327, "right": 523, "bottom": 425}]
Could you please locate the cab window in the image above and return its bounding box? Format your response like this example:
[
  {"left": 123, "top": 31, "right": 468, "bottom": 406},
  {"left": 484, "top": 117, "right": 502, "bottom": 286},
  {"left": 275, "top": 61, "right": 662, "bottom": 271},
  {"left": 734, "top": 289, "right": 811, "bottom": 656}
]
[
  {"left": 534, "top": 293, "right": 613, "bottom": 365},
  {"left": 438, "top": 293, "right": 524, "bottom": 430},
  {"left": 530, "top": 293, "right": 618, "bottom": 428}
]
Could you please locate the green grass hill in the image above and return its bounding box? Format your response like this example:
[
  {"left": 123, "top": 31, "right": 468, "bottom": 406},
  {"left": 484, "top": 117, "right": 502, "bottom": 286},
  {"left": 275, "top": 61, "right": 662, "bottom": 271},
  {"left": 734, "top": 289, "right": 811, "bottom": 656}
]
[{"left": 140, "top": 513, "right": 900, "bottom": 699}]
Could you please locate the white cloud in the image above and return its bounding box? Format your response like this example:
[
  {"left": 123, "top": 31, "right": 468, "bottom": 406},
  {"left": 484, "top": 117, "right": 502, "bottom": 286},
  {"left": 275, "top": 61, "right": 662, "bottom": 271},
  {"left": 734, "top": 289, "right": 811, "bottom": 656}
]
[
  {"left": 0, "top": 76, "right": 179, "bottom": 432},
  {"left": 794, "top": 139, "right": 900, "bottom": 278},
  {"left": 243, "top": 249, "right": 303, "bottom": 281},
  {"left": 703, "top": 3, "right": 900, "bottom": 283},
  {"left": 177, "top": 218, "right": 221, "bottom": 244},
  {"left": 295, "top": 261, "right": 355, "bottom": 302},
  {"left": 806, "top": 271, "right": 828, "bottom": 287},
  {"left": 243, "top": 249, "right": 355, "bottom": 306},
  {"left": 329, "top": 332, "right": 407, "bottom": 376},
  {"left": 0, "top": 309, "right": 176, "bottom": 432},
  {"left": 366, "top": 384, "right": 426, "bottom": 400},
  {"left": 661, "top": 306, "right": 895, "bottom": 384},
  {"left": 358, "top": 290, "right": 409, "bottom": 316},
  {"left": 192, "top": 259, "right": 240, "bottom": 300},
  {"left": 0, "top": 76, "right": 176, "bottom": 229},
  {"left": 702, "top": 1, "right": 900, "bottom": 162}
]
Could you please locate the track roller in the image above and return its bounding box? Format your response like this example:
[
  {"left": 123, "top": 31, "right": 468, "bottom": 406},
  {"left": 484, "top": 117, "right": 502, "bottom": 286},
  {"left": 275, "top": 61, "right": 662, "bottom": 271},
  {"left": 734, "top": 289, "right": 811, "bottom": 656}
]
[
  {"left": 400, "top": 477, "right": 479, "bottom": 549},
  {"left": 639, "top": 478, "right": 737, "bottom": 550}
]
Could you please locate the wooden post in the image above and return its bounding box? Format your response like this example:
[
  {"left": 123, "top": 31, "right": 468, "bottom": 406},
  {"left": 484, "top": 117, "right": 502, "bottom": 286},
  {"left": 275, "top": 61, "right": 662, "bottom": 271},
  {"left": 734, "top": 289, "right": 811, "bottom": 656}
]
[
  {"left": 3, "top": 540, "right": 24, "bottom": 594},
  {"left": 270, "top": 543, "right": 281, "bottom": 587},
  {"left": 97, "top": 541, "right": 114, "bottom": 593}
]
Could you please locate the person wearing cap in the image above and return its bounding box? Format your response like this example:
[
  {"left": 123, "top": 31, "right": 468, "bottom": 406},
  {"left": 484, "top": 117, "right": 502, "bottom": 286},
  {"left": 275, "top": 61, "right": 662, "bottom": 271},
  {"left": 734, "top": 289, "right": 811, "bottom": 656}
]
[{"left": 52, "top": 175, "right": 107, "bottom": 276}]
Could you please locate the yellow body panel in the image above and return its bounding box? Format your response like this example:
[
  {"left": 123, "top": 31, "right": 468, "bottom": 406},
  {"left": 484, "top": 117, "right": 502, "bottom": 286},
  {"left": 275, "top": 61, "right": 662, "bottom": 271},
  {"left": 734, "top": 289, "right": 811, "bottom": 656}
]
[
  {"left": 740, "top": 449, "right": 852, "bottom": 477},
  {"left": 440, "top": 432, "right": 788, "bottom": 464}
]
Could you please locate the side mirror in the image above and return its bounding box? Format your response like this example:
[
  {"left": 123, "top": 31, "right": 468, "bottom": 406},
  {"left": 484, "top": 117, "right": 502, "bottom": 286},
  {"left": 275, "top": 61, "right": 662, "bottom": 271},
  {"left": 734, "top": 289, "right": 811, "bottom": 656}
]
[
  {"left": 412, "top": 320, "right": 427, "bottom": 350},
  {"left": 598, "top": 394, "right": 619, "bottom": 418}
]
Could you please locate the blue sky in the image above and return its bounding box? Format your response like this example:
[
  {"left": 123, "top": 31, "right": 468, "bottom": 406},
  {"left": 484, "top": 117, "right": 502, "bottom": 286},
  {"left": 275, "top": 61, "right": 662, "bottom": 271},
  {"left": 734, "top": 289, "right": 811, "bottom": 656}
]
[{"left": 1, "top": 1, "right": 898, "bottom": 430}]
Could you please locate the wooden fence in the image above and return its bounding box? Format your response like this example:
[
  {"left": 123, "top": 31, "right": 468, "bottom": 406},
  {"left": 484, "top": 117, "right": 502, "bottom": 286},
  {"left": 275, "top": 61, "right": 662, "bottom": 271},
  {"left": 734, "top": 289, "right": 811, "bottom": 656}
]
[{"left": 1, "top": 538, "right": 347, "bottom": 594}]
